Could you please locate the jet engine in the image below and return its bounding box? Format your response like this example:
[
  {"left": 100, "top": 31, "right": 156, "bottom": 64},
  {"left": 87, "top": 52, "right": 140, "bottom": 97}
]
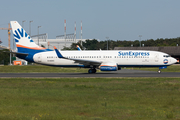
[{"left": 100, "top": 62, "right": 118, "bottom": 71}]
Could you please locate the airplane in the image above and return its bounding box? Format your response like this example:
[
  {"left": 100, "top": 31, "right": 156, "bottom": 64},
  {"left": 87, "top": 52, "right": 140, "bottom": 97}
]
[{"left": 10, "top": 21, "right": 177, "bottom": 74}]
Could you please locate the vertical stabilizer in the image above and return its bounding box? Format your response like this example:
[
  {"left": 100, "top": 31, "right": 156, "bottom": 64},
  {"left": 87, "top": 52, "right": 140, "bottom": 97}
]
[{"left": 10, "top": 21, "right": 45, "bottom": 52}]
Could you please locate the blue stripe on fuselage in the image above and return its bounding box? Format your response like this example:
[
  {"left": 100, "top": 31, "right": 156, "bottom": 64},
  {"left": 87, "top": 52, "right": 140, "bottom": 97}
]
[{"left": 17, "top": 47, "right": 53, "bottom": 62}]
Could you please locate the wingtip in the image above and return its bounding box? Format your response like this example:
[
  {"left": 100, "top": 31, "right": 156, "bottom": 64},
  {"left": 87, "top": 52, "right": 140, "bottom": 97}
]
[{"left": 53, "top": 46, "right": 57, "bottom": 49}]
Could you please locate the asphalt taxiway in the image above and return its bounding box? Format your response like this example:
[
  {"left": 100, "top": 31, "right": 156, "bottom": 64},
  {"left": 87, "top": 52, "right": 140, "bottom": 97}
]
[{"left": 0, "top": 69, "right": 180, "bottom": 78}]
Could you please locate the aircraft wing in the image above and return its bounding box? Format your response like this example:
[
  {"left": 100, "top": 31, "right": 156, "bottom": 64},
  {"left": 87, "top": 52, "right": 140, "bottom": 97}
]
[
  {"left": 54, "top": 46, "right": 101, "bottom": 66},
  {"left": 69, "top": 58, "right": 101, "bottom": 66}
]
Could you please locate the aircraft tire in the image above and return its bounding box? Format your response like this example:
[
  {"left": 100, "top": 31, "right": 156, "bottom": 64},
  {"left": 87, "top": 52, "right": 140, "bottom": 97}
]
[
  {"left": 92, "top": 69, "right": 96, "bottom": 73},
  {"left": 88, "top": 69, "right": 93, "bottom": 74},
  {"left": 158, "top": 70, "right": 161, "bottom": 74},
  {"left": 88, "top": 68, "right": 96, "bottom": 73}
]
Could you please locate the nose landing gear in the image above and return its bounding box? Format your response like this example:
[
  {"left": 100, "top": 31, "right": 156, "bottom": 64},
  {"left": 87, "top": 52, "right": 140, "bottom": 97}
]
[{"left": 157, "top": 69, "right": 161, "bottom": 74}]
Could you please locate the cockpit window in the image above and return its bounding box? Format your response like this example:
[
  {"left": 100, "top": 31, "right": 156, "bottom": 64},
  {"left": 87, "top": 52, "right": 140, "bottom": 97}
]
[{"left": 163, "top": 55, "right": 170, "bottom": 58}]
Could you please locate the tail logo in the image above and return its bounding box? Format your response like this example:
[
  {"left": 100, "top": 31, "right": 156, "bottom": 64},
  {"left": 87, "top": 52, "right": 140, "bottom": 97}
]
[{"left": 13, "top": 28, "right": 34, "bottom": 43}]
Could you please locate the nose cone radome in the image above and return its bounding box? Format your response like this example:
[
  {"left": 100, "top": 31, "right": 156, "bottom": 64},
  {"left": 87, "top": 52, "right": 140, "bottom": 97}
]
[{"left": 171, "top": 57, "right": 177, "bottom": 64}]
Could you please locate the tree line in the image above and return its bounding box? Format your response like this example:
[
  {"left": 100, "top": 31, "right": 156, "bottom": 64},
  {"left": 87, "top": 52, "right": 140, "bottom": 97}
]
[
  {"left": 62, "top": 37, "right": 180, "bottom": 50},
  {"left": 0, "top": 49, "right": 12, "bottom": 65}
]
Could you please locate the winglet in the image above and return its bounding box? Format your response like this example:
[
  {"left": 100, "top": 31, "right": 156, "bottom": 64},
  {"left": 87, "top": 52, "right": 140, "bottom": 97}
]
[
  {"left": 54, "top": 46, "right": 64, "bottom": 58},
  {"left": 76, "top": 45, "right": 81, "bottom": 51}
]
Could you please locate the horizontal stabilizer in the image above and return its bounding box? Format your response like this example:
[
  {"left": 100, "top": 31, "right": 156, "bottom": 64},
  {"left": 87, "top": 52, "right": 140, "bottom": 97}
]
[{"left": 4, "top": 51, "right": 28, "bottom": 56}]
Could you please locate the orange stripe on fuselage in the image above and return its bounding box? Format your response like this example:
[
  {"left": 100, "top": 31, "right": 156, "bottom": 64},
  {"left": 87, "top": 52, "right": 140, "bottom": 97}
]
[{"left": 16, "top": 44, "right": 46, "bottom": 50}]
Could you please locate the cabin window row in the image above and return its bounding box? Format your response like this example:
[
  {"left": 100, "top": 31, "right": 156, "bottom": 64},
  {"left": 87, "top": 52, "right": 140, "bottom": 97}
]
[
  {"left": 47, "top": 56, "right": 57, "bottom": 58},
  {"left": 47, "top": 56, "right": 102, "bottom": 59},
  {"left": 66, "top": 56, "right": 102, "bottom": 58},
  {"left": 47, "top": 56, "right": 149, "bottom": 59}
]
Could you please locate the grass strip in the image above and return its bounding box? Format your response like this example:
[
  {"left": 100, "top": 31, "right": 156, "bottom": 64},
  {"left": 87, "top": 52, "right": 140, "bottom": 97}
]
[{"left": 0, "top": 77, "right": 180, "bottom": 120}]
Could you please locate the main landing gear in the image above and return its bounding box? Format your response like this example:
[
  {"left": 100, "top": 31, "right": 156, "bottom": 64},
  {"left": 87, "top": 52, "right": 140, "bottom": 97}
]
[{"left": 88, "top": 68, "right": 96, "bottom": 73}]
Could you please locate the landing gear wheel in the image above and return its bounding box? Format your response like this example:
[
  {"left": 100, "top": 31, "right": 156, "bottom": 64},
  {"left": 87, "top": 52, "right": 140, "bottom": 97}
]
[
  {"left": 88, "top": 68, "right": 96, "bottom": 74},
  {"left": 92, "top": 69, "right": 96, "bottom": 73},
  {"left": 158, "top": 70, "right": 161, "bottom": 74},
  {"left": 88, "top": 69, "right": 93, "bottom": 74}
]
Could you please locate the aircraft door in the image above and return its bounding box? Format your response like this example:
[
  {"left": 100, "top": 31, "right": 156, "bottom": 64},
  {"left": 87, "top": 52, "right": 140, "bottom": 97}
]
[
  {"left": 37, "top": 54, "right": 42, "bottom": 62},
  {"left": 154, "top": 53, "right": 159, "bottom": 62}
]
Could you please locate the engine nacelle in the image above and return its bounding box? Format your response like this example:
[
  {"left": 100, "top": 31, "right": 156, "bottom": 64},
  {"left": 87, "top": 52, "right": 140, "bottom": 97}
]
[{"left": 100, "top": 62, "right": 118, "bottom": 71}]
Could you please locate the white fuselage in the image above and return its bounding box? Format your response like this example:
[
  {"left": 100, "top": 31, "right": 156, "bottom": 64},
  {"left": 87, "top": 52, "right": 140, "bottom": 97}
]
[{"left": 33, "top": 50, "right": 177, "bottom": 67}]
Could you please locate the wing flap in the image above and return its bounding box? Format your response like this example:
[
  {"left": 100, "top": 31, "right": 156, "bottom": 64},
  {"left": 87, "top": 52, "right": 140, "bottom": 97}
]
[{"left": 70, "top": 58, "right": 101, "bottom": 65}]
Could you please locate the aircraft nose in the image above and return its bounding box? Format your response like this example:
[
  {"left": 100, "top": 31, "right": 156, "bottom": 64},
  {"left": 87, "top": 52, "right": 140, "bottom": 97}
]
[{"left": 171, "top": 57, "right": 177, "bottom": 64}]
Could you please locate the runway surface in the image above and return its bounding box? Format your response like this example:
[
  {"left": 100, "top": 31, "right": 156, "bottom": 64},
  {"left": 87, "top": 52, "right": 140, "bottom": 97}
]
[{"left": 0, "top": 69, "right": 180, "bottom": 78}]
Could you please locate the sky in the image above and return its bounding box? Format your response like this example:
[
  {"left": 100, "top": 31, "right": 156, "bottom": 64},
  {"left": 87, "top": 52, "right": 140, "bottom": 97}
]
[{"left": 1, "top": 0, "right": 180, "bottom": 47}]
